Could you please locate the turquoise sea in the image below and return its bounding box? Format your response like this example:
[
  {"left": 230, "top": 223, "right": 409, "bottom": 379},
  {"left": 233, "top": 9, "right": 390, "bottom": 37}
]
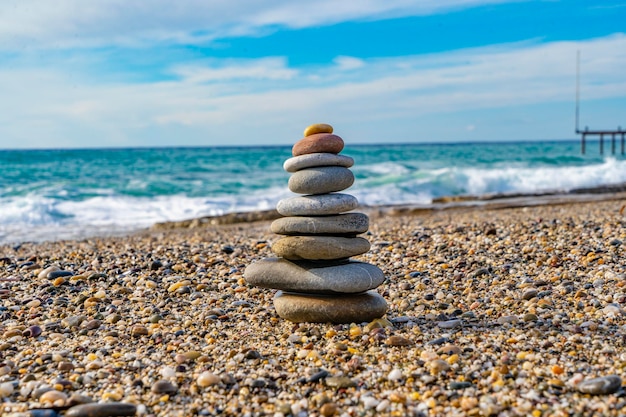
[{"left": 1, "top": 140, "right": 625, "bottom": 244}]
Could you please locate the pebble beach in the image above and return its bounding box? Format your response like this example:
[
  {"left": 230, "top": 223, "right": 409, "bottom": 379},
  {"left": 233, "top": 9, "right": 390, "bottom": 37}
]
[{"left": 1, "top": 198, "right": 626, "bottom": 417}]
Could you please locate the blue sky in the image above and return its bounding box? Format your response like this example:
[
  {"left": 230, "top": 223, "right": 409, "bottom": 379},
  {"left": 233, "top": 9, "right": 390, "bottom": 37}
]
[{"left": 0, "top": 0, "right": 625, "bottom": 149}]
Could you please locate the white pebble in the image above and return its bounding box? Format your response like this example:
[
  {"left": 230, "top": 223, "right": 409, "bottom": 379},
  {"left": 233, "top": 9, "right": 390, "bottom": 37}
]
[
  {"left": 376, "top": 399, "right": 390, "bottom": 412},
  {"left": 291, "top": 399, "right": 308, "bottom": 415},
  {"left": 387, "top": 368, "right": 403, "bottom": 381},
  {"left": 362, "top": 396, "right": 380, "bottom": 409},
  {"left": 287, "top": 334, "right": 302, "bottom": 343},
  {"left": 160, "top": 366, "right": 176, "bottom": 379}
]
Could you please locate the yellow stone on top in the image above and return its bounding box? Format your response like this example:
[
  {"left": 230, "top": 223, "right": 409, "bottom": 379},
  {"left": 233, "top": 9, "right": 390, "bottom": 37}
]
[{"left": 303, "top": 123, "right": 333, "bottom": 137}]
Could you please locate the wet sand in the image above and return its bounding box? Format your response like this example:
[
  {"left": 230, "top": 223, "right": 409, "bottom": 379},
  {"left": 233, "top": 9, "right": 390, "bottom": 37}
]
[{"left": 1, "top": 198, "right": 626, "bottom": 416}]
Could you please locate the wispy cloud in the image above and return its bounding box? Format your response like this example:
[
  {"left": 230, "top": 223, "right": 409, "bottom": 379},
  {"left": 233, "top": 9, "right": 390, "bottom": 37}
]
[
  {"left": 334, "top": 56, "right": 366, "bottom": 71},
  {"left": 0, "top": 0, "right": 518, "bottom": 49},
  {"left": 172, "top": 58, "right": 298, "bottom": 83}
]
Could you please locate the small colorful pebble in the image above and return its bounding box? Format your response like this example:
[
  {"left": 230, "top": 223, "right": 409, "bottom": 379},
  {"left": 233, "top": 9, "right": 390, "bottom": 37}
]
[{"left": 304, "top": 123, "right": 333, "bottom": 137}]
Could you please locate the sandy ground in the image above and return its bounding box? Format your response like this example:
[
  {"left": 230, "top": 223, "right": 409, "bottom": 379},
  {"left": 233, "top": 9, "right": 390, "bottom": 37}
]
[{"left": 1, "top": 199, "right": 626, "bottom": 416}]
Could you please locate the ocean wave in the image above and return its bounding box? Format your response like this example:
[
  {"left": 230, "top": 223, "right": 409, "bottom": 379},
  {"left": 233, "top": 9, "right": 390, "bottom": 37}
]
[
  {"left": 1, "top": 152, "right": 625, "bottom": 244},
  {"left": 351, "top": 157, "right": 626, "bottom": 205}
]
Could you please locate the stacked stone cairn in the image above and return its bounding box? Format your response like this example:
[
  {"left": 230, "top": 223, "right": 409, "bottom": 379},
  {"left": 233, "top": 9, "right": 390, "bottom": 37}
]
[{"left": 244, "top": 123, "right": 388, "bottom": 323}]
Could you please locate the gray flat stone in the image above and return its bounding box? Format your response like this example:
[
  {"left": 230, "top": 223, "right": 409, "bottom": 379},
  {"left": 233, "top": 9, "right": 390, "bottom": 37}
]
[
  {"left": 438, "top": 319, "right": 462, "bottom": 329},
  {"left": 272, "top": 236, "right": 370, "bottom": 260},
  {"left": 283, "top": 153, "right": 354, "bottom": 173},
  {"left": 244, "top": 258, "right": 385, "bottom": 294},
  {"left": 277, "top": 193, "right": 358, "bottom": 216},
  {"left": 271, "top": 213, "right": 369, "bottom": 236},
  {"left": 273, "top": 290, "right": 388, "bottom": 323},
  {"left": 577, "top": 375, "right": 622, "bottom": 395},
  {"left": 288, "top": 166, "right": 354, "bottom": 195},
  {"left": 65, "top": 402, "right": 137, "bottom": 417}
]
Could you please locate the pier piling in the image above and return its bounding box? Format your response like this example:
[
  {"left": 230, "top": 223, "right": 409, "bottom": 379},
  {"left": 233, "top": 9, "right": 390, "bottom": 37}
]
[{"left": 578, "top": 129, "right": 625, "bottom": 155}]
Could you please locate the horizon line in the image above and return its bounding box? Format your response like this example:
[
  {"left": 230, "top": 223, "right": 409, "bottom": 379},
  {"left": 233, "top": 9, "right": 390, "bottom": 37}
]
[{"left": 0, "top": 138, "right": 584, "bottom": 152}]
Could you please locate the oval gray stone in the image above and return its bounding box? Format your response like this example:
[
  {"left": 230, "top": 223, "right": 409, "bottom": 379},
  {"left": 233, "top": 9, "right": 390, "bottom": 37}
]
[
  {"left": 288, "top": 166, "right": 354, "bottom": 195},
  {"left": 65, "top": 402, "right": 137, "bottom": 417},
  {"left": 151, "top": 379, "right": 177, "bottom": 394},
  {"left": 244, "top": 258, "right": 385, "bottom": 294},
  {"left": 273, "top": 290, "right": 388, "bottom": 323},
  {"left": 283, "top": 153, "right": 354, "bottom": 173},
  {"left": 272, "top": 236, "right": 370, "bottom": 260},
  {"left": 277, "top": 193, "right": 358, "bottom": 216},
  {"left": 577, "top": 375, "right": 622, "bottom": 395},
  {"left": 438, "top": 319, "right": 462, "bottom": 329},
  {"left": 271, "top": 213, "right": 369, "bottom": 236}
]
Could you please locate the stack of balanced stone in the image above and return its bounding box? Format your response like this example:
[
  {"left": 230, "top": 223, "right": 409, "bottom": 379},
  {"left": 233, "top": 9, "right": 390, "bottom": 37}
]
[{"left": 244, "top": 123, "right": 388, "bottom": 323}]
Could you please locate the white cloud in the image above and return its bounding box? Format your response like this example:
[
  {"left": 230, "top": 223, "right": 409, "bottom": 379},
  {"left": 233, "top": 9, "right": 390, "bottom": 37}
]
[
  {"left": 0, "top": 34, "right": 625, "bottom": 148},
  {"left": 0, "top": 0, "right": 518, "bottom": 49},
  {"left": 334, "top": 56, "right": 366, "bottom": 71},
  {"left": 172, "top": 58, "right": 298, "bottom": 83}
]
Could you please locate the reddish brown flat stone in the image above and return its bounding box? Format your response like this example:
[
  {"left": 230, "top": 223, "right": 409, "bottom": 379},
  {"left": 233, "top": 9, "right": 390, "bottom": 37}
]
[{"left": 292, "top": 133, "right": 344, "bottom": 156}]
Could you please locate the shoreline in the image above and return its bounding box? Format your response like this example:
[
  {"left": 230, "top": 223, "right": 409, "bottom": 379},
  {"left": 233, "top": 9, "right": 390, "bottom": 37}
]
[
  {"left": 1, "top": 183, "right": 625, "bottom": 248},
  {"left": 151, "top": 184, "right": 626, "bottom": 230},
  {"left": 0, "top": 138, "right": 585, "bottom": 152},
  {"left": 1, "top": 198, "right": 626, "bottom": 415}
]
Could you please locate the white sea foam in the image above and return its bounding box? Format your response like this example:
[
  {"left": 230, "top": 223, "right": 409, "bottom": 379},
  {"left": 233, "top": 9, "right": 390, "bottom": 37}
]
[
  {"left": 460, "top": 157, "right": 626, "bottom": 195},
  {"left": 0, "top": 186, "right": 291, "bottom": 244}
]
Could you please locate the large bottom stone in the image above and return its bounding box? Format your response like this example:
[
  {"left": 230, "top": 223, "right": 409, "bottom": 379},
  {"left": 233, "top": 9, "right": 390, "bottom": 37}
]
[
  {"left": 273, "top": 290, "right": 388, "bottom": 323},
  {"left": 244, "top": 258, "right": 385, "bottom": 294},
  {"left": 272, "top": 236, "right": 370, "bottom": 260}
]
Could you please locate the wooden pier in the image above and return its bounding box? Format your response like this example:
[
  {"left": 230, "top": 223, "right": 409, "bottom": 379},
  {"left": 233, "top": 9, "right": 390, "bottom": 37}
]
[{"left": 577, "top": 128, "right": 626, "bottom": 155}]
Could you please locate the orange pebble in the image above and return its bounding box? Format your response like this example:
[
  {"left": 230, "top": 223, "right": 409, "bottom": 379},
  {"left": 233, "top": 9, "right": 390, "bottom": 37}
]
[{"left": 551, "top": 364, "right": 565, "bottom": 375}]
